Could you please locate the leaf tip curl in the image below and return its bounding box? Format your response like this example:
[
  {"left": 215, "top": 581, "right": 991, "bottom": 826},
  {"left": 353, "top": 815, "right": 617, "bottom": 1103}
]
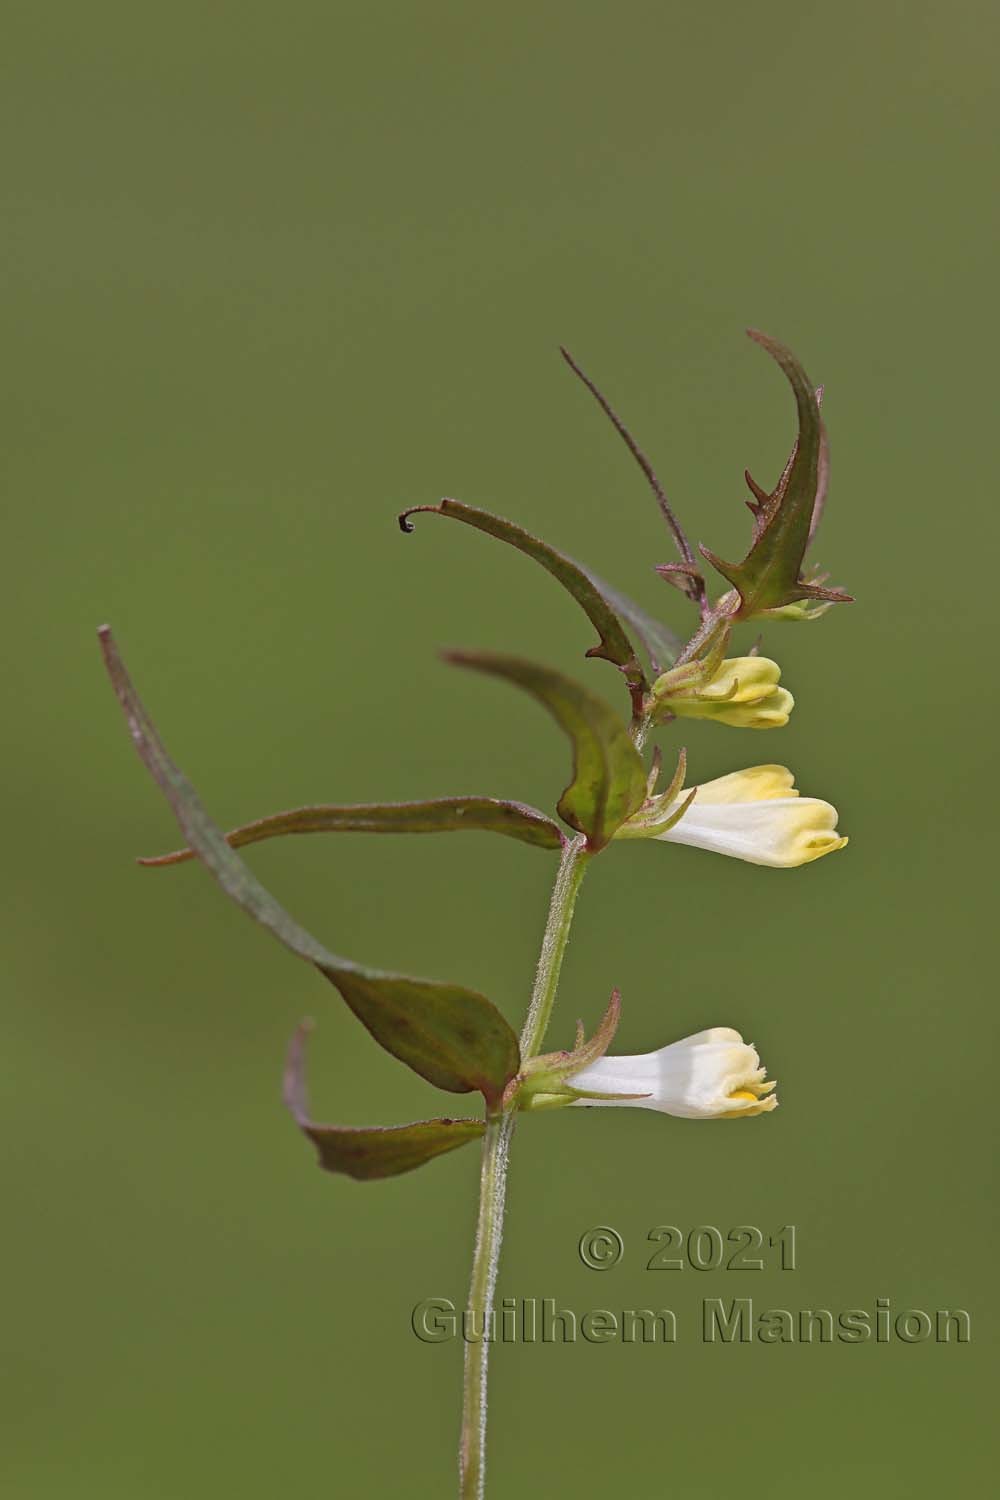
[{"left": 397, "top": 502, "right": 441, "bottom": 534}]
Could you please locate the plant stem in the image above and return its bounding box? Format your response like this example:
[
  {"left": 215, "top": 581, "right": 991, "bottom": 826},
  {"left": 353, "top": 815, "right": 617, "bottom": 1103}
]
[
  {"left": 458, "top": 834, "right": 591, "bottom": 1498},
  {"left": 459, "top": 1108, "right": 513, "bottom": 1499},
  {"left": 519, "top": 833, "right": 591, "bottom": 1063}
]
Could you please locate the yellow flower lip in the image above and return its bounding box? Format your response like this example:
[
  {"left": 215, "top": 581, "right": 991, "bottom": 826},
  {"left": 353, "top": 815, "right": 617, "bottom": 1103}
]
[
  {"left": 690, "top": 764, "right": 796, "bottom": 803},
  {"left": 720, "top": 1075, "right": 779, "bottom": 1119}
]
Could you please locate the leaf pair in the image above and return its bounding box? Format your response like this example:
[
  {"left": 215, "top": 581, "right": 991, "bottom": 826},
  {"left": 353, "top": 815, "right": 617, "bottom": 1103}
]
[
  {"left": 400, "top": 333, "right": 851, "bottom": 699},
  {"left": 99, "top": 627, "right": 519, "bottom": 1179},
  {"left": 100, "top": 627, "right": 648, "bottom": 1173},
  {"left": 136, "top": 649, "right": 649, "bottom": 859},
  {"left": 399, "top": 497, "right": 683, "bottom": 711}
]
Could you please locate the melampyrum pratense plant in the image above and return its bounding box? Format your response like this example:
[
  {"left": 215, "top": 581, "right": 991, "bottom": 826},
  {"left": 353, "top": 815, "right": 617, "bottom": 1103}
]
[{"left": 100, "top": 330, "right": 851, "bottom": 1498}]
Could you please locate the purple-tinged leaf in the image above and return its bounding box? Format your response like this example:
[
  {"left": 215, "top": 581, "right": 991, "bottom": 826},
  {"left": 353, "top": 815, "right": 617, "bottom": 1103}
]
[
  {"left": 572, "top": 987, "right": 623, "bottom": 1069},
  {"left": 443, "top": 650, "right": 647, "bottom": 851},
  {"left": 325, "top": 967, "right": 518, "bottom": 1101},
  {"left": 98, "top": 627, "right": 520, "bottom": 1103},
  {"left": 699, "top": 331, "right": 853, "bottom": 619},
  {"left": 139, "top": 795, "right": 564, "bottom": 866},
  {"left": 399, "top": 497, "right": 681, "bottom": 701},
  {"left": 587, "top": 570, "right": 683, "bottom": 677},
  {"left": 745, "top": 388, "right": 828, "bottom": 546},
  {"left": 548, "top": 988, "right": 622, "bottom": 1076},
  {"left": 285, "top": 1023, "right": 484, "bottom": 1180},
  {"left": 295, "top": 1113, "right": 485, "bottom": 1180},
  {"left": 654, "top": 561, "right": 704, "bottom": 598},
  {"left": 559, "top": 345, "right": 707, "bottom": 617}
]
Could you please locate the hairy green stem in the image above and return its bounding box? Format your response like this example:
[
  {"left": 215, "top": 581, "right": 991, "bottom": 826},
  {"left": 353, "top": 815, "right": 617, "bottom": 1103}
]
[
  {"left": 458, "top": 834, "right": 591, "bottom": 1498},
  {"left": 458, "top": 1109, "right": 513, "bottom": 1499},
  {"left": 519, "top": 833, "right": 591, "bottom": 1062}
]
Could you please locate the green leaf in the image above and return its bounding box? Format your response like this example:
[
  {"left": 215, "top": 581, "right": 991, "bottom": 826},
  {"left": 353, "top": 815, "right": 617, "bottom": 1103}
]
[
  {"left": 323, "top": 968, "right": 519, "bottom": 1099},
  {"left": 139, "top": 796, "right": 565, "bottom": 866},
  {"left": 284, "top": 1023, "right": 485, "bottom": 1180},
  {"left": 98, "top": 627, "right": 520, "bottom": 1103},
  {"left": 295, "top": 1115, "right": 485, "bottom": 1180},
  {"left": 588, "top": 570, "right": 683, "bottom": 677},
  {"left": 444, "top": 650, "right": 647, "bottom": 851},
  {"left": 399, "top": 497, "right": 681, "bottom": 695},
  {"left": 699, "top": 330, "right": 853, "bottom": 619}
]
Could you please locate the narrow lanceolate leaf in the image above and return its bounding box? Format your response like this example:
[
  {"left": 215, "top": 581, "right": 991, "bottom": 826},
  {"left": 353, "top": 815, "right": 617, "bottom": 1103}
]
[
  {"left": 284, "top": 1023, "right": 484, "bottom": 1180},
  {"left": 139, "top": 796, "right": 565, "bottom": 866},
  {"left": 399, "top": 497, "right": 681, "bottom": 697},
  {"left": 98, "top": 627, "right": 520, "bottom": 1103},
  {"left": 558, "top": 345, "right": 707, "bottom": 617},
  {"left": 699, "top": 331, "right": 853, "bottom": 619},
  {"left": 586, "top": 571, "right": 683, "bottom": 678},
  {"left": 444, "top": 650, "right": 647, "bottom": 851},
  {"left": 568, "top": 987, "right": 623, "bottom": 1072}
]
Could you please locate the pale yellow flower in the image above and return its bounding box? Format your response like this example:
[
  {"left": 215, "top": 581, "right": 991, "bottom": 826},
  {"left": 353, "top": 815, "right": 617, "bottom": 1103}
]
[
  {"left": 653, "top": 656, "right": 793, "bottom": 729},
  {"left": 653, "top": 764, "right": 847, "bottom": 867}
]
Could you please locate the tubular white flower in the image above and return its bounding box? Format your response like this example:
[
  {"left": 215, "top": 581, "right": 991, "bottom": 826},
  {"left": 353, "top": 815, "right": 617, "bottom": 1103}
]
[
  {"left": 568, "top": 1028, "right": 777, "bottom": 1119},
  {"left": 655, "top": 764, "right": 847, "bottom": 868}
]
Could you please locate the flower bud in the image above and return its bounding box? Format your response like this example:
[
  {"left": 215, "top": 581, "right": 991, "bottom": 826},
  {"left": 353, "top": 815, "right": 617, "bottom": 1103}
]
[{"left": 652, "top": 656, "right": 793, "bottom": 729}]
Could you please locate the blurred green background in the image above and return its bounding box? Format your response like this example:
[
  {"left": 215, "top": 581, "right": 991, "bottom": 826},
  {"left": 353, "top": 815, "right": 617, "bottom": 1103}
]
[{"left": 3, "top": 2, "right": 996, "bottom": 1495}]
